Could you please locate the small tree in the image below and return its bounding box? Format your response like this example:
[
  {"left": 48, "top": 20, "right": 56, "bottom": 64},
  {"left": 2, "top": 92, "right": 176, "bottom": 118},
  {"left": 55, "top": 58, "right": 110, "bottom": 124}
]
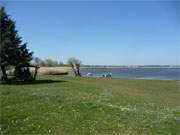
[
  {"left": 0, "top": 7, "right": 33, "bottom": 81},
  {"left": 58, "top": 61, "right": 64, "bottom": 66},
  {"left": 45, "top": 59, "right": 58, "bottom": 67},
  {"left": 33, "top": 57, "right": 42, "bottom": 66},
  {"left": 68, "top": 57, "right": 81, "bottom": 76}
]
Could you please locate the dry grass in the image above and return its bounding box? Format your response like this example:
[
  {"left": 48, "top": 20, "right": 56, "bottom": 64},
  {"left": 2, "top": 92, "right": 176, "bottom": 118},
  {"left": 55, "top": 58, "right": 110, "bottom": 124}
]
[{"left": 32, "top": 67, "right": 72, "bottom": 75}]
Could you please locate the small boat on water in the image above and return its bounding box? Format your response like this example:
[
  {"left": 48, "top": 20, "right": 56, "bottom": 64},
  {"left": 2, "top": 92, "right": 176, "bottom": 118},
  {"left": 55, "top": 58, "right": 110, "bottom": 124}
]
[{"left": 87, "top": 73, "right": 93, "bottom": 76}]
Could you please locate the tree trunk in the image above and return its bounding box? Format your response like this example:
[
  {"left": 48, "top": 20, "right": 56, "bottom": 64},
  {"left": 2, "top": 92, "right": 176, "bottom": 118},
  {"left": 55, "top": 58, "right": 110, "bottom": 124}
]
[
  {"left": 33, "top": 66, "right": 39, "bottom": 80},
  {"left": 71, "top": 64, "right": 78, "bottom": 76},
  {"left": 1, "top": 65, "right": 8, "bottom": 81},
  {"left": 77, "top": 66, "right": 81, "bottom": 76},
  {"left": 76, "top": 64, "right": 81, "bottom": 77}
]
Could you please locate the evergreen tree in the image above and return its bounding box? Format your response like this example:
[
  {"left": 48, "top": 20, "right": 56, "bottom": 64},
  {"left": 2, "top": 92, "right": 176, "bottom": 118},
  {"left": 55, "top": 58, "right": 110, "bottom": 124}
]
[{"left": 0, "top": 7, "right": 33, "bottom": 81}]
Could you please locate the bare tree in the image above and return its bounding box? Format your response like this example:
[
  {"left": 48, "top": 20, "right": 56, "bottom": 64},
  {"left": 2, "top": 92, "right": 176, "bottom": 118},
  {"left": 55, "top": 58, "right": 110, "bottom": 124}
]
[{"left": 68, "top": 58, "right": 81, "bottom": 76}]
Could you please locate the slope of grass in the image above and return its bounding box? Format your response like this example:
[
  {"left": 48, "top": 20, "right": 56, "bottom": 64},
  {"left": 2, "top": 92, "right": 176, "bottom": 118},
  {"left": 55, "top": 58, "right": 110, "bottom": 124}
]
[{"left": 0, "top": 76, "right": 179, "bottom": 134}]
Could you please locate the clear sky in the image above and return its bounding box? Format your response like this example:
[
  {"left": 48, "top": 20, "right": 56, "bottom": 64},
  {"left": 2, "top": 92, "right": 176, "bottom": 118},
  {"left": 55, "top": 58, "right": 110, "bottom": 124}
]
[{"left": 2, "top": 0, "right": 179, "bottom": 65}]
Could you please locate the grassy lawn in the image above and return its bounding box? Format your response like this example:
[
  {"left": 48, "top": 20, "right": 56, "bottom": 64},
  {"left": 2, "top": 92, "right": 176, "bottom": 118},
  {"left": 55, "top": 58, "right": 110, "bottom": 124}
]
[{"left": 0, "top": 76, "right": 179, "bottom": 134}]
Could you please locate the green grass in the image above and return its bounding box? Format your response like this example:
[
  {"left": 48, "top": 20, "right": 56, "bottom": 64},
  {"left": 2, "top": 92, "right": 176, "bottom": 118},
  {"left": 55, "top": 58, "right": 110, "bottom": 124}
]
[{"left": 0, "top": 76, "right": 179, "bottom": 134}]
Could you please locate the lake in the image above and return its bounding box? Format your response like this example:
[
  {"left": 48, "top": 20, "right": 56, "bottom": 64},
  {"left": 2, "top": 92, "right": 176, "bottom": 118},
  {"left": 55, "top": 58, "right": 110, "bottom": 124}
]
[{"left": 79, "top": 68, "right": 180, "bottom": 80}]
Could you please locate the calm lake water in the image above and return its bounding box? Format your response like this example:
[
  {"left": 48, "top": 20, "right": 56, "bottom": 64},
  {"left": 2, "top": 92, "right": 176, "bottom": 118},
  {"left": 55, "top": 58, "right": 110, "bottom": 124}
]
[{"left": 79, "top": 68, "right": 180, "bottom": 80}]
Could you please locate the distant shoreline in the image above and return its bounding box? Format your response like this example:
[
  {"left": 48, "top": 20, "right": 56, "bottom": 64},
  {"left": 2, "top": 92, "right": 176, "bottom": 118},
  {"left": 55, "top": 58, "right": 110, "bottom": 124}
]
[
  {"left": 38, "top": 66, "right": 180, "bottom": 70},
  {"left": 34, "top": 66, "right": 179, "bottom": 80},
  {"left": 80, "top": 66, "right": 180, "bottom": 69},
  {"left": 35, "top": 66, "right": 180, "bottom": 75}
]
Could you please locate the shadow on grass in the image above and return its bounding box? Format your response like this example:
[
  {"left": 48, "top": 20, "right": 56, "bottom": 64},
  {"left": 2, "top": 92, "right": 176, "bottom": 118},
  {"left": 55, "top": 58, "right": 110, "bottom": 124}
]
[{"left": 0, "top": 79, "right": 67, "bottom": 85}]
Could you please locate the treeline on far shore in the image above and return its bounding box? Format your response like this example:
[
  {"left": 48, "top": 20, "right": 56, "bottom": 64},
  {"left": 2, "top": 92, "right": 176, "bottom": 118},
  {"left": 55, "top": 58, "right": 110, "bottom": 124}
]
[
  {"left": 32, "top": 57, "right": 180, "bottom": 68},
  {"left": 32, "top": 57, "right": 69, "bottom": 67}
]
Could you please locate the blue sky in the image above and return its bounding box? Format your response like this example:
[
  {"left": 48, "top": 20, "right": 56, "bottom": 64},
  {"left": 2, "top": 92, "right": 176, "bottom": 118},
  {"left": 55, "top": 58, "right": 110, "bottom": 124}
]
[{"left": 2, "top": 0, "right": 179, "bottom": 65}]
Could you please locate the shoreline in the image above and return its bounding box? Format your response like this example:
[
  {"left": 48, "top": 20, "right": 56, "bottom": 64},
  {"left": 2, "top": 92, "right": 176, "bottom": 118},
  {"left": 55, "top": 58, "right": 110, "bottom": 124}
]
[
  {"left": 38, "top": 66, "right": 180, "bottom": 70},
  {"left": 80, "top": 66, "right": 180, "bottom": 69},
  {"left": 35, "top": 66, "right": 180, "bottom": 80}
]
